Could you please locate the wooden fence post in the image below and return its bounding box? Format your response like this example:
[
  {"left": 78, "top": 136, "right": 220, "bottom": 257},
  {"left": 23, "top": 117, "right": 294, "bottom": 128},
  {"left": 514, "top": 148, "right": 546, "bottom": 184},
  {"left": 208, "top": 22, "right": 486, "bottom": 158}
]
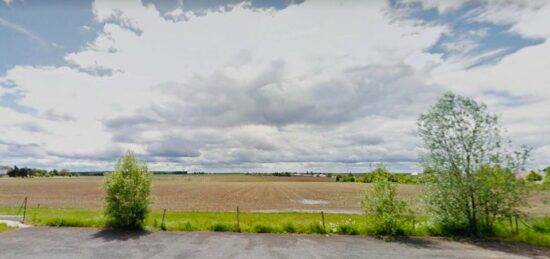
[
  {"left": 22, "top": 197, "right": 27, "bottom": 223},
  {"left": 237, "top": 206, "right": 240, "bottom": 232},
  {"left": 321, "top": 211, "right": 325, "bottom": 229},
  {"left": 161, "top": 208, "right": 167, "bottom": 230}
]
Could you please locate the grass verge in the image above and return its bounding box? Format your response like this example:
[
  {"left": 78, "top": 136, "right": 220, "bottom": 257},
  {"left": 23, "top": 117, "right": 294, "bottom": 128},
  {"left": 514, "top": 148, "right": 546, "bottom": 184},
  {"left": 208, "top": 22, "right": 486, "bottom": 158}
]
[
  {"left": 0, "top": 207, "right": 548, "bottom": 248},
  {"left": 0, "top": 222, "right": 13, "bottom": 233},
  {"left": 0, "top": 207, "right": 404, "bottom": 235}
]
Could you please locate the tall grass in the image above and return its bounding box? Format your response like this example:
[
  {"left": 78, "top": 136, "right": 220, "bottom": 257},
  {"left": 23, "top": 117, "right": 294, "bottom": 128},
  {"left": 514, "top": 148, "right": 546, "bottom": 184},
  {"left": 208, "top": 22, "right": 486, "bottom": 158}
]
[
  {"left": 0, "top": 222, "right": 13, "bottom": 232},
  {"left": 0, "top": 207, "right": 548, "bottom": 248}
]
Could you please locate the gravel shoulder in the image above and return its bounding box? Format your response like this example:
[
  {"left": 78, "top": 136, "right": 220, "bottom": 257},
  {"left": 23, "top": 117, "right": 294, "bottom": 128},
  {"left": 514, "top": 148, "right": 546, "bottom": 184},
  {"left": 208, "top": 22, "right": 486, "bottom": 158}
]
[{"left": 1, "top": 227, "right": 548, "bottom": 259}]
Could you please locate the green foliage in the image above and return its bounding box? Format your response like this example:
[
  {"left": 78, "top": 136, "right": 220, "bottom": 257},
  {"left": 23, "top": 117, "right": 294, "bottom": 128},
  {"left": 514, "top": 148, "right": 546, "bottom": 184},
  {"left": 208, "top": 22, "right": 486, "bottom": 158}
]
[
  {"left": 418, "top": 92, "right": 530, "bottom": 236},
  {"left": 308, "top": 222, "right": 327, "bottom": 234},
  {"left": 7, "top": 166, "right": 72, "bottom": 177},
  {"left": 335, "top": 174, "right": 356, "bottom": 182},
  {"left": 0, "top": 222, "right": 13, "bottom": 232},
  {"left": 361, "top": 168, "right": 409, "bottom": 237},
  {"left": 336, "top": 224, "right": 359, "bottom": 235},
  {"left": 532, "top": 218, "right": 550, "bottom": 234},
  {"left": 210, "top": 222, "right": 236, "bottom": 232},
  {"left": 103, "top": 151, "right": 153, "bottom": 229},
  {"left": 335, "top": 170, "right": 420, "bottom": 184},
  {"left": 526, "top": 171, "right": 543, "bottom": 182},
  {"left": 282, "top": 222, "right": 297, "bottom": 233},
  {"left": 253, "top": 224, "right": 280, "bottom": 233},
  {"left": 2, "top": 207, "right": 549, "bottom": 248},
  {"left": 543, "top": 169, "right": 550, "bottom": 188}
]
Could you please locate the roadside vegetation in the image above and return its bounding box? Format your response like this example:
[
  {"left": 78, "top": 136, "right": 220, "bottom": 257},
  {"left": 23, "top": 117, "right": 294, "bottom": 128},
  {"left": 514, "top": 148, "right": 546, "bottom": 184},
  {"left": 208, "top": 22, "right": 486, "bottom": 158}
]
[
  {"left": 103, "top": 151, "right": 153, "bottom": 229},
  {"left": 0, "top": 207, "right": 548, "bottom": 247},
  {"left": 361, "top": 168, "right": 410, "bottom": 238},
  {"left": 0, "top": 222, "right": 13, "bottom": 233}
]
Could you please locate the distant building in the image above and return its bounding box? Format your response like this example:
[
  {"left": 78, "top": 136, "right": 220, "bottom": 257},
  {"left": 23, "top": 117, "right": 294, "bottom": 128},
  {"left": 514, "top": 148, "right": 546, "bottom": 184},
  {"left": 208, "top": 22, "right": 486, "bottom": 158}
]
[{"left": 0, "top": 166, "right": 10, "bottom": 176}]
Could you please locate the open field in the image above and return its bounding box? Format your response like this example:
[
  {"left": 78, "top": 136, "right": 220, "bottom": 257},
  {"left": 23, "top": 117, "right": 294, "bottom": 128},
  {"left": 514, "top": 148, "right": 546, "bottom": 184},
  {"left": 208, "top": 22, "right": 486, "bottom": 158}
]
[{"left": 1, "top": 175, "right": 549, "bottom": 215}]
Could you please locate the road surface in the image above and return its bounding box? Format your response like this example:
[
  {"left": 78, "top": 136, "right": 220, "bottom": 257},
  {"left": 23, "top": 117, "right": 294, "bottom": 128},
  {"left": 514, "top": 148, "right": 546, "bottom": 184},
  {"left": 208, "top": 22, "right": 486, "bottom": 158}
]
[{"left": 0, "top": 227, "right": 548, "bottom": 258}]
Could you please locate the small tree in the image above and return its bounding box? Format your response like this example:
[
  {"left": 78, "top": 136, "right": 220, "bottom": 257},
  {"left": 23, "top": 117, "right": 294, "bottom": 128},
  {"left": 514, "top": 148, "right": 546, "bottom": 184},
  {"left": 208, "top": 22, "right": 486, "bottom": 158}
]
[
  {"left": 104, "top": 151, "right": 153, "bottom": 229},
  {"left": 361, "top": 167, "right": 408, "bottom": 237},
  {"left": 418, "top": 92, "right": 529, "bottom": 236}
]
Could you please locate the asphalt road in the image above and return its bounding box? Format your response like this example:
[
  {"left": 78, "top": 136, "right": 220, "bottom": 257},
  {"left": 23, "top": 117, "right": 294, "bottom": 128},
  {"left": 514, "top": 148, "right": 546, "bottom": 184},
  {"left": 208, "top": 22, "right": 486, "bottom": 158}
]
[{"left": 0, "top": 227, "right": 548, "bottom": 259}]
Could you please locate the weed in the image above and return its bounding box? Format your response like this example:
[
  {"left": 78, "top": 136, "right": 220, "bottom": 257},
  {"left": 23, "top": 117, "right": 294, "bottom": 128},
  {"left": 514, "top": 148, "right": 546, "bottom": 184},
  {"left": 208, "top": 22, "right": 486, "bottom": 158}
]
[{"left": 282, "top": 222, "right": 296, "bottom": 233}]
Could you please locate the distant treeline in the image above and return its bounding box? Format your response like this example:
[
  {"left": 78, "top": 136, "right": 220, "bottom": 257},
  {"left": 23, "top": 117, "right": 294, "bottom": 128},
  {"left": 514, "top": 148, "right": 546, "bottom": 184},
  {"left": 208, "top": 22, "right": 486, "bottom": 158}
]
[
  {"left": 5, "top": 166, "right": 74, "bottom": 177},
  {"left": 73, "top": 171, "right": 192, "bottom": 176},
  {"left": 335, "top": 168, "right": 421, "bottom": 184},
  {"left": 3, "top": 167, "right": 192, "bottom": 177},
  {"left": 245, "top": 172, "right": 333, "bottom": 177}
]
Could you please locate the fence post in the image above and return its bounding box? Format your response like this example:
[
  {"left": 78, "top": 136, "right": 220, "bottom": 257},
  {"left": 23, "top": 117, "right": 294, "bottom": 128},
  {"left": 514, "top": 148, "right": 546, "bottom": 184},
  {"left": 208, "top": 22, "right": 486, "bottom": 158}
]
[
  {"left": 237, "top": 206, "right": 240, "bottom": 232},
  {"left": 161, "top": 208, "right": 167, "bottom": 230},
  {"left": 22, "top": 197, "right": 27, "bottom": 223},
  {"left": 321, "top": 211, "right": 325, "bottom": 229}
]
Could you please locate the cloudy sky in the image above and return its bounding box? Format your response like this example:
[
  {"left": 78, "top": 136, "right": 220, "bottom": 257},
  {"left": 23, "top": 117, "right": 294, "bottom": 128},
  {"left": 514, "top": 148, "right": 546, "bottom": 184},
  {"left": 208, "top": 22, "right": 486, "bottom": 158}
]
[{"left": 1, "top": 0, "right": 549, "bottom": 172}]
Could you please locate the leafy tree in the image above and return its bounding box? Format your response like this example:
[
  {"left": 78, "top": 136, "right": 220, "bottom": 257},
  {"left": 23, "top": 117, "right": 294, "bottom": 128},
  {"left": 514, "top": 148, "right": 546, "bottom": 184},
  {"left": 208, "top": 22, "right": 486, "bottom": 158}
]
[
  {"left": 526, "top": 171, "right": 542, "bottom": 182},
  {"left": 361, "top": 167, "right": 409, "bottom": 237},
  {"left": 104, "top": 151, "right": 153, "bottom": 229},
  {"left": 7, "top": 166, "right": 18, "bottom": 177},
  {"left": 417, "top": 92, "right": 529, "bottom": 236}
]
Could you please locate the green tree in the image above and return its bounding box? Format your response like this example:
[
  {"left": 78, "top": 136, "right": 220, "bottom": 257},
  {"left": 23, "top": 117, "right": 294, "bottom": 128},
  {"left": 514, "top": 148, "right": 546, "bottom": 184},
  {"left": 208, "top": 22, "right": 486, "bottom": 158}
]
[
  {"left": 104, "top": 151, "right": 153, "bottom": 229},
  {"left": 7, "top": 166, "right": 17, "bottom": 177},
  {"left": 526, "top": 171, "right": 542, "bottom": 182},
  {"left": 417, "top": 92, "right": 528, "bottom": 236},
  {"left": 361, "top": 167, "right": 409, "bottom": 237}
]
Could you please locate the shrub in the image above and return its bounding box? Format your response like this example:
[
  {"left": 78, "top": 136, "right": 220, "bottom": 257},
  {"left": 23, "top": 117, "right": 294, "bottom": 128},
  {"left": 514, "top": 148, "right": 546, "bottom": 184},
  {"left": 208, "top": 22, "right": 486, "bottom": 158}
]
[
  {"left": 308, "top": 222, "right": 327, "bottom": 234},
  {"left": 210, "top": 223, "right": 235, "bottom": 232},
  {"left": 180, "top": 222, "right": 194, "bottom": 231},
  {"left": 253, "top": 224, "right": 276, "bottom": 233},
  {"left": 0, "top": 222, "right": 12, "bottom": 232},
  {"left": 361, "top": 167, "right": 409, "bottom": 237},
  {"left": 532, "top": 218, "right": 550, "bottom": 234},
  {"left": 104, "top": 151, "right": 153, "bottom": 229},
  {"left": 336, "top": 224, "right": 359, "bottom": 235},
  {"left": 526, "top": 171, "right": 543, "bottom": 182},
  {"left": 282, "top": 222, "right": 296, "bottom": 233}
]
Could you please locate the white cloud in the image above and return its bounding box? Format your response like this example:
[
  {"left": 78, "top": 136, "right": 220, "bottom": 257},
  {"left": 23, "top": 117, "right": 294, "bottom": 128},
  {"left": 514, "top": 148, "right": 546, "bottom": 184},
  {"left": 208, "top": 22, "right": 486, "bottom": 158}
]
[
  {"left": 2, "top": 0, "right": 550, "bottom": 171},
  {"left": 400, "top": 0, "right": 470, "bottom": 13}
]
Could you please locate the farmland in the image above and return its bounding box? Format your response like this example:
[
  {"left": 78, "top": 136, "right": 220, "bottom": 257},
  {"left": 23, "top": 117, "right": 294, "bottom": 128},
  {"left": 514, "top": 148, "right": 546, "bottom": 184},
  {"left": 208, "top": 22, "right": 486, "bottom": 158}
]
[{"left": 0, "top": 175, "right": 548, "bottom": 216}]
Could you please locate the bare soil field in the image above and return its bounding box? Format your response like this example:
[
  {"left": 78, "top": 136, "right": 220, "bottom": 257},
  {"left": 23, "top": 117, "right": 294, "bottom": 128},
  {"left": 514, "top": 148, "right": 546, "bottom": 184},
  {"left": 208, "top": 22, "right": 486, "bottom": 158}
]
[{"left": 0, "top": 175, "right": 548, "bottom": 215}]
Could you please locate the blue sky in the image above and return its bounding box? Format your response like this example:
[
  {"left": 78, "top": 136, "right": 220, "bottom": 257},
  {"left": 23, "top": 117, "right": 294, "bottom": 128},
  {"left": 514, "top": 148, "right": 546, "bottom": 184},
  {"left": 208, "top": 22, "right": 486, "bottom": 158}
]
[{"left": 1, "top": 0, "right": 549, "bottom": 172}]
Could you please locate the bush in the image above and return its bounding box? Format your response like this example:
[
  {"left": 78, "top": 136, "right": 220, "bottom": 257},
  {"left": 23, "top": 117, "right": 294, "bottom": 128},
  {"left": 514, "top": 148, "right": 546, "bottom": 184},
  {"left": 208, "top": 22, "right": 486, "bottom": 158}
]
[
  {"left": 336, "top": 224, "right": 359, "bottom": 235},
  {"left": 211, "top": 223, "right": 235, "bottom": 232},
  {"left": 532, "top": 218, "right": 550, "bottom": 234},
  {"left": 103, "top": 151, "right": 153, "bottom": 229},
  {"left": 253, "top": 224, "right": 277, "bottom": 233},
  {"left": 308, "top": 222, "right": 327, "bottom": 234},
  {"left": 361, "top": 167, "right": 409, "bottom": 237},
  {"left": 282, "top": 222, "right": 296, "bottom": 233},
  {"left": 526, "top": 171, "right": 543, "bottom": 182},
  {"left": 0, "top": 223, "right": 12, "bottom": 232}
]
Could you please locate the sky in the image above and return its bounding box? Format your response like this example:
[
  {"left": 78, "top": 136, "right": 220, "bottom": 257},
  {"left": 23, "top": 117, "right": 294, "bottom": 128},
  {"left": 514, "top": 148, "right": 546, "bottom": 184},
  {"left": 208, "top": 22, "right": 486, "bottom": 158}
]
[{"left": 1, "top": 0, "right": 549, "bottom": 172}]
